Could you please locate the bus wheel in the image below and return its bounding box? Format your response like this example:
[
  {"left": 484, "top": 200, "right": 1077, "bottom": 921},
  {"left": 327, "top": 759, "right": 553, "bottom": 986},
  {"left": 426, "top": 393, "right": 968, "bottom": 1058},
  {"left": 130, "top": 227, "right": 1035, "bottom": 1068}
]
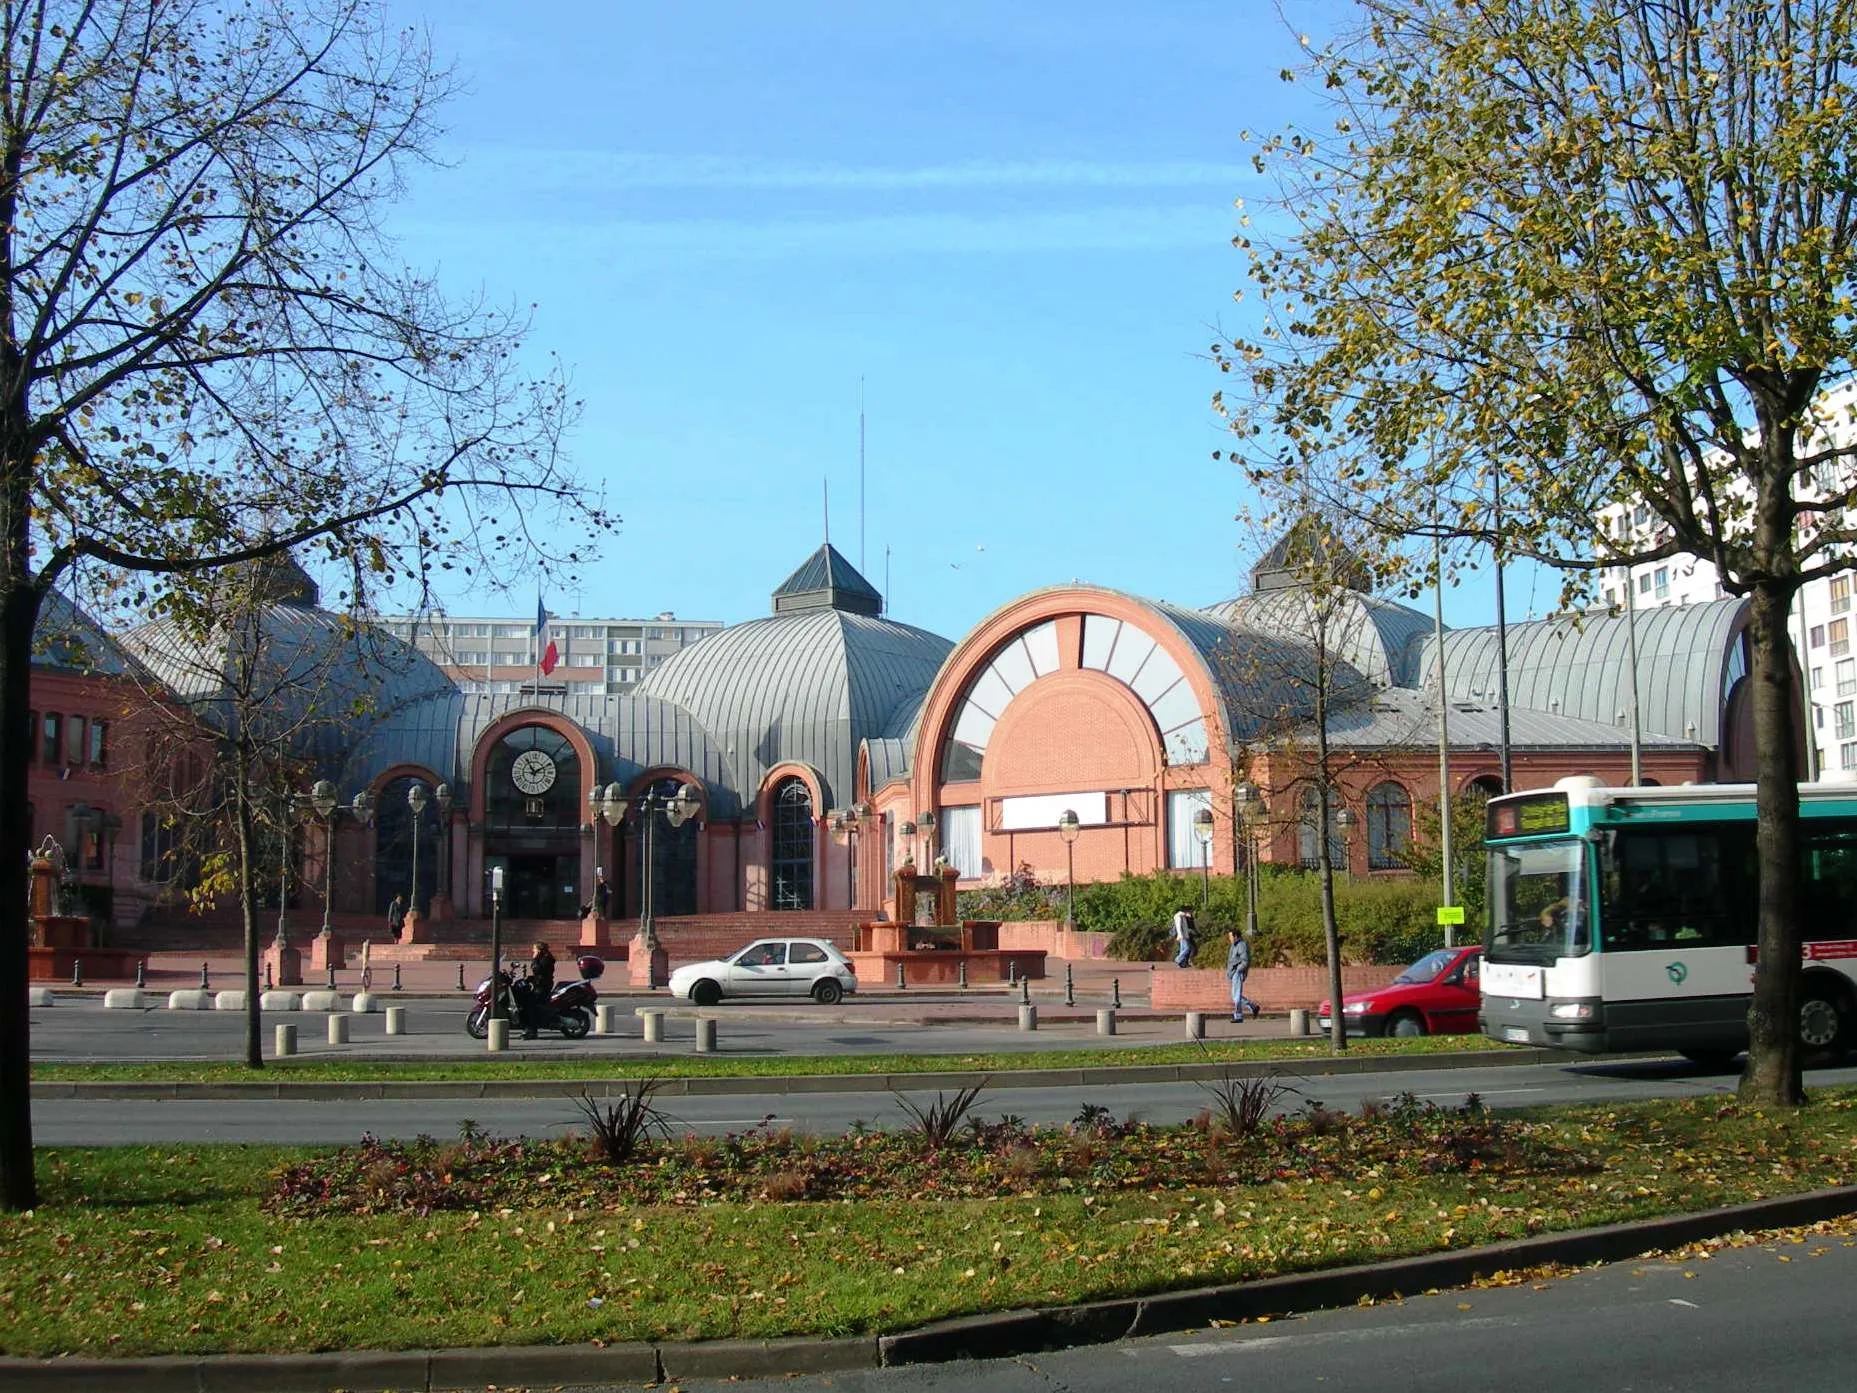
[{"left": 1798, "top": 984, "right": 1849, "bottom": 1058}]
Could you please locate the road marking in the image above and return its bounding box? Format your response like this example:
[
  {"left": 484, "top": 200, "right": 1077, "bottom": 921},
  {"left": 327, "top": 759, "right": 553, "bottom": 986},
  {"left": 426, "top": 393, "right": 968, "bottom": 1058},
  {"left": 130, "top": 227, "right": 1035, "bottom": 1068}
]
[
  {"left": 1669, "top": 1299, "right": 1699, "bottom": 1308},
  {"left": 1171, "top": 1314, "right": 1522, "bottom": 1356}
]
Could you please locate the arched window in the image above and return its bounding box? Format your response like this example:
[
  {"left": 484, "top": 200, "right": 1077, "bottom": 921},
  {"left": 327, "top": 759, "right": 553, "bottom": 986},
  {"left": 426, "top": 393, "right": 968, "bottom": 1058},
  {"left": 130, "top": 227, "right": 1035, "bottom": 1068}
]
[
  {"left": 375, "top": 774, "right": 440, "bottom": 914},
  {"left": 1297, "top": 787, "right": 1345, "bottom": 870},
  {"left": 1469, "top": 775, "right": 1504, "bottom": 800},
  {"left": 770, "top": 777, "right": 815, "bottom": 910},
  {"left": 633, "top": 775, "right": 699, "bottom": 918},
  {"left": 1366, "top": 781, "right": 1413, "bottom": 870}
]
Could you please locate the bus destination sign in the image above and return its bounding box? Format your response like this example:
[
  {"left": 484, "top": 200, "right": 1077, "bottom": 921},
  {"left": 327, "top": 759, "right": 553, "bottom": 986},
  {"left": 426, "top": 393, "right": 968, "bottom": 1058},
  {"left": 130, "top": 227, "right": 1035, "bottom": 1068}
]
[{"left": 1488, "top": 792, "right": 1571, "bottom": 839}]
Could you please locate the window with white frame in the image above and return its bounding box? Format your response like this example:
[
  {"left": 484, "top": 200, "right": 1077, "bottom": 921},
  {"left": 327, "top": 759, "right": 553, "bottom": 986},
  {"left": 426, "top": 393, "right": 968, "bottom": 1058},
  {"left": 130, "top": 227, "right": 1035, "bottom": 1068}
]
[
  {"left": 1167, "top": 789, "right": 1213, "bottom": 871},
  {"left": 1834, "top": 575, "right": 1852, "bottom": 614},
  {"left": 1837, "top": 702, "right": 1854, "bottom": 740},
  {"left": 1813, "top": 666, "right": 1825, "bottom": 691},
  {"left": 1843, "top": 742, "right": 1857, "bottom": 771},
  {"left": 1638, "top": 572, "right": 1651, "bottom": 593},
  {"left": 1812, "top": 625, "right": 1827, "bottom": 648},
  {"left": 1653, "top": 566, "right": 1669, "bottom": 599},
  {"left": 1834, "top": 618, "right": 1850, "bottom": 657},
  {"left": 941, "top": 805, "right": 982, "bottom": 879},
  {"left": 1839, "top": 658, "right": 1856, "bottom": 696}
]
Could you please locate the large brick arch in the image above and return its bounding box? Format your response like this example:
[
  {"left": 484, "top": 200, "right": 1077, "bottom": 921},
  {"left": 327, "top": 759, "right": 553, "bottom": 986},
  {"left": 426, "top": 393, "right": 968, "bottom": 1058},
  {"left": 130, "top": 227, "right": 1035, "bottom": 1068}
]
[{"left": 984, "top": 671, "right": 1161, "bottom": 796}]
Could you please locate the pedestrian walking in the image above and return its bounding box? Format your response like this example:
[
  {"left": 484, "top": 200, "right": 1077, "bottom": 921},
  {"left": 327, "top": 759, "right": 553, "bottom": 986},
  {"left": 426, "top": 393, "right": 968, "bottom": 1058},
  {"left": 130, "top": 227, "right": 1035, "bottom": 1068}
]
[
  {"left": 1171, "top": 905, "right": 1197, "bottom": 968},
  {"left": 1226, "top": 929, "right": 1260, "bottom": 1023},
  {"left": 386, "top": 893, "right": 406, "bottom": 941}
]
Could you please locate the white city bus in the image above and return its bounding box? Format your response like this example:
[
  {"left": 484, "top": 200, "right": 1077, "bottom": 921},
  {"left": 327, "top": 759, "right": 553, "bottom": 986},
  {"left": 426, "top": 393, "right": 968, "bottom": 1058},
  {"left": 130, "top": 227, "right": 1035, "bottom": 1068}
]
[{"left": 1480, "top": 777, "right": 1857, "bottom": 1065}]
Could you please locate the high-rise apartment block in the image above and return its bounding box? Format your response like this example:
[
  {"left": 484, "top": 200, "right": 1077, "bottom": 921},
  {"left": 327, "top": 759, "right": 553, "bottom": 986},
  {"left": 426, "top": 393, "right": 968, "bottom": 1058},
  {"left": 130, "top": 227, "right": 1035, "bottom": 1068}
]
[{"left": 377, "top": 610, "right": 724, "bottom": 696}]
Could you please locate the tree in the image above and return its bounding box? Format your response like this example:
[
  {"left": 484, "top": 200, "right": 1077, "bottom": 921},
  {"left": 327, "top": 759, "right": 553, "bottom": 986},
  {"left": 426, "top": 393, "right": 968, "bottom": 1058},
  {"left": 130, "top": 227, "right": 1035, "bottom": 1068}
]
[
  {"left": 0, "top": 1, "right": 608, "bottom": 1210},
  {"left": 1216, "top": 0, "right": 1857, "bottom": 1106}
]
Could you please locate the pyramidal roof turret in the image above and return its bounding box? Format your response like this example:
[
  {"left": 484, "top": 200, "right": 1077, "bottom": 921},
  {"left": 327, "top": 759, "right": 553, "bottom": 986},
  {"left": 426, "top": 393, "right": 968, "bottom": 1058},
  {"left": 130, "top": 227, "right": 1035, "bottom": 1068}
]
[{"left": 771, "top": 542, "right": 883, "bottom": 617}]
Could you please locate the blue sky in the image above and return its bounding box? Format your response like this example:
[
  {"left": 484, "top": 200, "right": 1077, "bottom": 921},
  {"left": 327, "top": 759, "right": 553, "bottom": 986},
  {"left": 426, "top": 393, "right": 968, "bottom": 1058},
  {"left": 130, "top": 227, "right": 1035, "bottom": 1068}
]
[{"left": 380, "top": 0, "right": 1542, "bottom": 639}]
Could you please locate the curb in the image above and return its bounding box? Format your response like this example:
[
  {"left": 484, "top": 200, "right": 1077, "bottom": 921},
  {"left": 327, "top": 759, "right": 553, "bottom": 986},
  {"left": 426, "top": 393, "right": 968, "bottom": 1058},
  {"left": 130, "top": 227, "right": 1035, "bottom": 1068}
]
[
  {"left": 29, "top": 1047, "right": 1580, "bottom": 1100},
  {"left": 3, "top": 1185, "right": 1851, "bottom": 1391}
]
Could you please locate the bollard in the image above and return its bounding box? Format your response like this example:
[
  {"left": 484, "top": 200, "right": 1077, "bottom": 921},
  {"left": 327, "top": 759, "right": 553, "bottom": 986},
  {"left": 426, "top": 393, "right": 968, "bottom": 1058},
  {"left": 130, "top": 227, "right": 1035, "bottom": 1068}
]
[
  {"left": 393, "top": 963, "right": 403, "bottom": 992},
  {"left": 326, "top": 964, "right": 337, "bottom": 990},
  {"left": 897, "top": 960, "right": 907, "bottom": 990},
  {"left": 1185, "top": 1011, "right": 1207, "bottom": 1040},
  {"left": 1064, "top": 963, "right": 1075, "bottom": 1006},
  {"left": 642, "top": 1010, "right": 665, "bottom": 1043},
  {"left": 274, "top": 1023, "right": 297, "bottom": 1057},
  {"left": 1112, "top": 977, "right": 1122, "bottom": 1010},
  {"left": 71, "top": 959, "right": 82, "bottom": 987},
  {"left": 1097, "top": 1007, "right": 1117, "bottom": 1036},
  {"left": 1018, "top": 1002, "right": 1038, "bottom": 1031},
  {"left": 595, "top": 1002, "right": 618, "bottom": 1035},
  {"left": 487, "top": 1017, "right": 508, "bottom": 1052},
  {"left": 385, "top": 1005, "right": 407, "bottom": 1036},
  {"left": 199, "top": 961, "right": 210, "bottom": 990},
  {"left": 695, "top": 1017, "right": 718, "bottom": 1053},
  {"left": 1006, "top": 960, "right": 1017, "bottom": 987},
  {"left": 458, "top": 963, "right": 467, "bottom": 991},
  {"left": 327, "top": 1013, "right": 350, "bottom": 1045},
  {"left": 1020, "top": 975, "right": 1031, "bottom": 1006},
  {"left": 135, "top": 959, "right": 147, "bottom": 989},
  {"left": 264, "top": 960, "right": 273, "bottom": 992},
  {"left": 1289, "top": 1007, "right": 1311, "bottom": 1036},
  {"left": 958, "top": 960, "right": 968, "bottom": 990}
]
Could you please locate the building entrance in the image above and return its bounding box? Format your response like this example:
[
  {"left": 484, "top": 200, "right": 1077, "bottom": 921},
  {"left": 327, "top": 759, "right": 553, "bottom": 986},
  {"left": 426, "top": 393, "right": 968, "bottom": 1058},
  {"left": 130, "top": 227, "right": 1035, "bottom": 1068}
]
[{"left": 497, "top": 852, "right": 579, "bottom": 920}]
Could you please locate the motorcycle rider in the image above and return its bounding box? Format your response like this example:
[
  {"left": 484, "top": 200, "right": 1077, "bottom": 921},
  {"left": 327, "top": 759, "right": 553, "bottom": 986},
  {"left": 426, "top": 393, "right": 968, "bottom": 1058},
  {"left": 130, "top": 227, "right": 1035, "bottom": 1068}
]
[{"left": 522, "top": 941, "right": 556, "bottom": 1039}]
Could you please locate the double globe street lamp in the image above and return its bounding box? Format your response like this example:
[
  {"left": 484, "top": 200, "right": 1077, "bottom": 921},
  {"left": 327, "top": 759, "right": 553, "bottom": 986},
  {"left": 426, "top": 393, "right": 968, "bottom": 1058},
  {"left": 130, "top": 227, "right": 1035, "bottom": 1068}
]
[{"left": 589, "top": 781, "right": 699, "bottom": 983}]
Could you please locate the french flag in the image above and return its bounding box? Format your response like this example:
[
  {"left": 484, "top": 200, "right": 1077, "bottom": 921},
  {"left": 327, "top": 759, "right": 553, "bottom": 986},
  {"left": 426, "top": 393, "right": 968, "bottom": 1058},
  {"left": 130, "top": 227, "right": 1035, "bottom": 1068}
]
[{"left": 536, "top": 593, "right": 558, "bottom": 676}]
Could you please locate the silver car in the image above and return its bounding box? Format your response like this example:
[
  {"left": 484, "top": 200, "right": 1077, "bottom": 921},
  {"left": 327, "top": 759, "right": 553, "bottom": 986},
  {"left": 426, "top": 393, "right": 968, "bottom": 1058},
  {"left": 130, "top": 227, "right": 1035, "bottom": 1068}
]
[{"left": 666, "top": 937, "right": 858, "bottom": 1006}]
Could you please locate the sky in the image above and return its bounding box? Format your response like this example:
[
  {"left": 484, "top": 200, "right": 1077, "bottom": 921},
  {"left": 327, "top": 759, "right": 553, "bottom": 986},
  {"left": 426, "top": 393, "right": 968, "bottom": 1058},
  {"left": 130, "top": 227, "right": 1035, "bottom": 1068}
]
[{"left": 377, "top": 0, "right": 1544, "bottom": 640}]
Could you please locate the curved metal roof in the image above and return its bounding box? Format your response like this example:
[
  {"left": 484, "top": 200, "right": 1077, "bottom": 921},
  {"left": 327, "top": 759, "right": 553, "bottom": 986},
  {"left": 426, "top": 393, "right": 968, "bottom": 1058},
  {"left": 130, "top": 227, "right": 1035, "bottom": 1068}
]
[
  {"left": 33, "top": 591, "right": 153, "bottom": 680},
  {"left": 635, "top": 608, "right": 953, "bottom": 811},
  {"left": 1208, "top": 588, "right": 1433, "bottom": 689},
  {"left": 124, "top": 606, "right": 456, "bottom": 773},
  {"left": 1417, "top": 597, "right": 1749, "bottom": 746}
]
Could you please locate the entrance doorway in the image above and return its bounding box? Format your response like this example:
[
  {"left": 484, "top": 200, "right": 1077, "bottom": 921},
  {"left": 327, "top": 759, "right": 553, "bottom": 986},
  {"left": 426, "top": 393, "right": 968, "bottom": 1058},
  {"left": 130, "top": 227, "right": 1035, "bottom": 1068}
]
[{"left": 484, "top": 851, "right": 580, "bottom": 920}]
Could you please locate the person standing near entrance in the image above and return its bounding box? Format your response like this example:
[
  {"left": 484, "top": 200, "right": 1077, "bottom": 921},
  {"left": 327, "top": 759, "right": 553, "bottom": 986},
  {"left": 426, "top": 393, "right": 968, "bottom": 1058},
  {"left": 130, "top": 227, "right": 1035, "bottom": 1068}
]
[
  {"left": 593, "top": 868, "right": 611, "bottom": 918},
  {"left": 1171, "top": 905, "right": 1197, "bottom": 967},
  {"left": 386, "top": 893, "right": 406, "bottom": 942},
  {"left": 1226, "top": 929, "right": 1260, "bottom": 1022}
]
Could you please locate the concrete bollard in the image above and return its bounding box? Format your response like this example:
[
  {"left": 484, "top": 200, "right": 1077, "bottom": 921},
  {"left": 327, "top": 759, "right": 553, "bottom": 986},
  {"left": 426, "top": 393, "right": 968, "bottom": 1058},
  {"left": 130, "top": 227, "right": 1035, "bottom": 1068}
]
[
  {"left": 1185, "top": 1010, "right": 1207, "bottom": 1039},
  {"left": 275, "top": 1023, "right": 297, "bottom": 1057},
  {"left": 385, "top": 1005, "right": 407, "bottom": 1036},
  {"left": 70, "top": 959, "right": 82, "bottom": 987},
  {"left": 1097, "top": 1007, "right": 1117, "bottom": 1036},
  {"left": 1018, "top": 1003, "right": 1038, "bottom": 1031},
  {"left": 102, "top": 989, "right": 144, "bottom": 1009},
  {"left": 27, "top": 987, "right": 54, "bottom": 1007},
  {"left": 896, "top": 960, "right": 907, "bottom": 990},
  {"left": 300, "top": 990, "right": 339, "bottom": 1012},
  {"left": 695, "top": 1017, "right": 718, "bottom": 1053},
  {"left": 1289, "top": 1007, "right": 1311, "bottom": 1036},
  {"left": 351, "top": 992, "right": 378, "bottom": 1014},
  {"left": 326, "top": 1013, "right": 350, "bottom": 1045},
  {"left": 259, "top": 990, "right": 302, "bottom": 1012},
  {"left": 487, "top": 1017, "right": 508, "bottom": 1052},
  {"left": 213, "top": 991, "right": 247, "bottom": 1011},
  {"left": 167, "top": 989, "right": 211, "bottom": 1011},
  {"left": 595, "top": 1002, "right": 619, "bottom": 1035},
  {"left": 641, "top": 1009, "right": 665, "bottom": 1043}
]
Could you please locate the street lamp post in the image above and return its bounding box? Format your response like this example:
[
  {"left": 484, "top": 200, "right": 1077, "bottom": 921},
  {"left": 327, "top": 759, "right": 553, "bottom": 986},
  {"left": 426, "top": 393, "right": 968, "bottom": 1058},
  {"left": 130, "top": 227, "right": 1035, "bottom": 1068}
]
[
  {"left": 309, "top": 781, "right": 373, "bottom": 943},
  {"left": 1235, "top": 782, "right": 1264, "bottom": 940},
  {"left": 1332, "top": 805, "right": 1357, "bottom": 881},
  {"left": 619, "top": 782, "right": 701, "bottom": 987},
  {"left": 1192, "top": 806, "right": 1214, "bottom": 907},
  {"left": 1057, "top": 809, "right": 1080, "bottom": 928},
  {"left": 405, "top": 781, "right": 429, "bottom": 928},
  {"left": 433, "top": 783, "right": 452, "bottom": 917},
  {"left": 829, "top": 804, "right": 868, "bottom": 910}
]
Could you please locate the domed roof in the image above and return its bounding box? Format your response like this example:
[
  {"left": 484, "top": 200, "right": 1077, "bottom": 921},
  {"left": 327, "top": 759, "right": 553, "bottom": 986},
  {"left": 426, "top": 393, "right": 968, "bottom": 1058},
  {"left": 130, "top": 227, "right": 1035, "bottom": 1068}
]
[
  {"left": 1207, "top": 587, "right": 1433, "bottom": 689},
  {"left": 637, "top": 551, "right": 951, "bottom": 809}
]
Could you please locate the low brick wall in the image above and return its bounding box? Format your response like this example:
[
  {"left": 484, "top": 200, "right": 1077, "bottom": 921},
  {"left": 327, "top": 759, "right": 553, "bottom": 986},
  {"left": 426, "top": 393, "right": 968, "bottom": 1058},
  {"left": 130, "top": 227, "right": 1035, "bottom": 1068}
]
[
  {"left": 995, "top": 921, "right": 1114, "bottom": 959},
  {"left": 1150, "top": 964, "right": 1394, "bottom": 1013}
]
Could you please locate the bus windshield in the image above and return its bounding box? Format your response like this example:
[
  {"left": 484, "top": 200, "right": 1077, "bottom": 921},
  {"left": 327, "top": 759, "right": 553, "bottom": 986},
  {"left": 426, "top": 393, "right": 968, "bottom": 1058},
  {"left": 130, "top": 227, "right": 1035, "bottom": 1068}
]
[{"left": 1488, "top": 840, "right": 1589, "bottom": 964}]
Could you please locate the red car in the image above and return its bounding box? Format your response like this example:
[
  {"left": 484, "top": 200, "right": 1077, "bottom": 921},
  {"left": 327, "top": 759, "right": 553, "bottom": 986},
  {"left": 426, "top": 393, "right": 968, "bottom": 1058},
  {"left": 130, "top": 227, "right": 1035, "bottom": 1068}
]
[{"left": 1317, "top": 945, "right": 1483, "bottom": 1038}]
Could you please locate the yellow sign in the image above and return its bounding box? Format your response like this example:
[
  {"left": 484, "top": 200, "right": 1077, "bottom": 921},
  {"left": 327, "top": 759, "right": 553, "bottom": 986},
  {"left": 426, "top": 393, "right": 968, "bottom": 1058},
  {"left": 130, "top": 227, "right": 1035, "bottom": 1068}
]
[{"left": 1436, "top": 905, "right": 1466, "bottom": 926}]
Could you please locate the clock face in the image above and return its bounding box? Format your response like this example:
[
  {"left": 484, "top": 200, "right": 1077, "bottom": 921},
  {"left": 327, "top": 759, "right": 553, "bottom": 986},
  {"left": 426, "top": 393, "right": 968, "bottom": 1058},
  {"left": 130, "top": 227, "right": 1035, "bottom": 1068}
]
[{"left": 510, "top": 749, "right": 558, "bottom": 795}]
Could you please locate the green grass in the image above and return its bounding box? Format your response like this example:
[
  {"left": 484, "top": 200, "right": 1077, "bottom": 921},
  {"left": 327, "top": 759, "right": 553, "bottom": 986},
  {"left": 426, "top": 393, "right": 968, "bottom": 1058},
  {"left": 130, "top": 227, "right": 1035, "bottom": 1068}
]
[
  {"left": 4, "top": 1089, "right": 1856, "bottom": 1358},
  {"left": 32, "top": 1033, "right": 1494, "bottom": 1084}
]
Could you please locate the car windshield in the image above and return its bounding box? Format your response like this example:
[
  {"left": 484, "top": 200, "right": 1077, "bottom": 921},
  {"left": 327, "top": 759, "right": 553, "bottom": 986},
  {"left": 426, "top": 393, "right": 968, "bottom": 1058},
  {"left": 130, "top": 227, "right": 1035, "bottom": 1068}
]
[
  {"left": 1488, "top": 839, "right": 1590, "bottom": 964},
  {"left": 1393, "top": 948, "right": 1457, "bottom": 984}
]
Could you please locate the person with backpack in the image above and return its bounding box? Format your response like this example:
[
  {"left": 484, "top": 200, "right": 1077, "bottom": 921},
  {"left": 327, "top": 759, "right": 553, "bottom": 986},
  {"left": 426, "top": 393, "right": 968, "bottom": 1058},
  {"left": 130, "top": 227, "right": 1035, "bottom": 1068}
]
[{"left": 1170, "top": 905, "right": 1197, "bottom": 967}]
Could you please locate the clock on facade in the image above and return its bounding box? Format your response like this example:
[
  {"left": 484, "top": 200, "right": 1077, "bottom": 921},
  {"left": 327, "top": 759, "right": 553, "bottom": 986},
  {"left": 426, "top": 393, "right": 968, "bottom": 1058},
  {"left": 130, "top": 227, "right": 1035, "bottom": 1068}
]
[{"left": 510, "top": 749, "right": 558, "bottom": 795}]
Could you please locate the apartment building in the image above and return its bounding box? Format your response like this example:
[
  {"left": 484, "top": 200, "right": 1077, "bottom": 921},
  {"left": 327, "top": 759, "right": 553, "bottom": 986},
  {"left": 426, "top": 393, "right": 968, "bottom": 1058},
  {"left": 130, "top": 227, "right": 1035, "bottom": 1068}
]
[
  {"left": 377, "top": 610, "right": 723, "bottom": 697},
  {"left": 1594, "top": 379, "right": 1857, "bottom": 778}
]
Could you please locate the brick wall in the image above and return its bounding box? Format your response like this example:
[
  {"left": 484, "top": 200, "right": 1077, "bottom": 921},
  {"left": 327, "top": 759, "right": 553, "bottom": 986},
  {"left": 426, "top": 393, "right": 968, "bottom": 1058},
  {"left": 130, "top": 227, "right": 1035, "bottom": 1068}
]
[
  {"left": 995, "top": 920, "right": 1113, "bottom": 959},
  {"left": 1150, "top": 964, "right": 1394, "bottom": 1013}
]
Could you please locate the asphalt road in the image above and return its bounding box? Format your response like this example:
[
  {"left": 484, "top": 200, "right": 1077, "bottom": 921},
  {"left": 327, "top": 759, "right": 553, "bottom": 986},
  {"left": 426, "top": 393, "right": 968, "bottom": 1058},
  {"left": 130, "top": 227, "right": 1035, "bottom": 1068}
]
[
  {"left": 33, "top": 1056, "right": 1857, "bottom": 1145},
  {"left": 643, "top": 1226, "right": 1857, "bottom": 1393}
]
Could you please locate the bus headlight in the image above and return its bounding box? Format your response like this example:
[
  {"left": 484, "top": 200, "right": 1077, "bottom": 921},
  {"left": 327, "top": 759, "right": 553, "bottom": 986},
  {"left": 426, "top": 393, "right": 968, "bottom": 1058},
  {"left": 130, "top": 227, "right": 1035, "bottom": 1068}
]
[{"left": 1549, "top": 1000, "right": 1597, "bottom": 1021}]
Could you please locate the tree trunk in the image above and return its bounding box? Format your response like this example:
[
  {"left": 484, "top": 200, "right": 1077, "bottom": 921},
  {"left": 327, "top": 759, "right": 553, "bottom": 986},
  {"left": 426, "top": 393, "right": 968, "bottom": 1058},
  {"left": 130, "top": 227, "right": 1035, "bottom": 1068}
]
[
  {"left": 232, "top": 748, "right": 263, "bottom": 1070},
  {"left": 0, "top": 578, "right": 42, "bottom": 1210},
  {"left": 1740, "top": 577, "right": 1805, "bottom": 1106}
]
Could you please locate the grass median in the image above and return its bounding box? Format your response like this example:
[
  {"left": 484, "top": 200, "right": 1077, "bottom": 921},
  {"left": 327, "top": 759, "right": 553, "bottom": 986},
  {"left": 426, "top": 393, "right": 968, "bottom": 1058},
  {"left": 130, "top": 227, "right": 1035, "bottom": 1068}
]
[
  {"left": 3, "top": 1084, "right": 1855, "bottom": 1358},
  {"left": 32, "top": 1033, "right": 1493, "bottom": 1084}
]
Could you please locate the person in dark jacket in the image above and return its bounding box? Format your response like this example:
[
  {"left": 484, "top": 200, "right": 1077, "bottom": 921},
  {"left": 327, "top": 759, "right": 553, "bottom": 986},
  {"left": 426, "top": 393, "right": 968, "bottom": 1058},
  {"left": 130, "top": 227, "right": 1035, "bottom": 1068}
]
[
  {"left": 522, "top": 941, "right": 557, "bottom": 1039},
  {"left": 386, "top": 894, "right": 406, "bottom": 941}
]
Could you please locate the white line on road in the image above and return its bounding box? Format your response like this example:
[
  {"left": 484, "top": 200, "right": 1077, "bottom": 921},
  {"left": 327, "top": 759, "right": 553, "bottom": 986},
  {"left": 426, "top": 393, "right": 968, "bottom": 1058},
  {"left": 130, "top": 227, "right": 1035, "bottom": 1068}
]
[{"left": 1170, "top": 1314, "right": 1524, "bottom": 1357}]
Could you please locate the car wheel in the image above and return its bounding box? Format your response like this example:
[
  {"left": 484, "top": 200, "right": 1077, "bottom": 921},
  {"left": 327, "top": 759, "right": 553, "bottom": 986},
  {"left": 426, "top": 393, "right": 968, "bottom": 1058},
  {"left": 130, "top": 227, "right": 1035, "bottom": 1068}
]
[
  {"left": 1387, "top": 1010, "right": 1426, "bottom": 1039},
  {"left": 465, "top": 1005, "right": 489, "bottom": 1039},
  {"left": 691, "top": 979, "right": 722, "bottom": 1007},
  {"left": 1678, "top": 1048, "right": 1740, "bottom": 1070},
  {"left": 1798, "top": 982, "right": 1849, "bottom": 1057},
  {"left": 812, "top": 978, "right": 844, "bottom": 1005},
  {"left": 558, "top": 1007, "right": 591, "bottom": 1039}
]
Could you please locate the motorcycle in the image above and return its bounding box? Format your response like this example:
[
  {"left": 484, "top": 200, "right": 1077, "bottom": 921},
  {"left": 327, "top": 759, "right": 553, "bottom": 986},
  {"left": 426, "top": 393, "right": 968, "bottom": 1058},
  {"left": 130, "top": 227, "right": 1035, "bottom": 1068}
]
[{"left": 465, "top": 953, "right": 604, "bottom": 1040}]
